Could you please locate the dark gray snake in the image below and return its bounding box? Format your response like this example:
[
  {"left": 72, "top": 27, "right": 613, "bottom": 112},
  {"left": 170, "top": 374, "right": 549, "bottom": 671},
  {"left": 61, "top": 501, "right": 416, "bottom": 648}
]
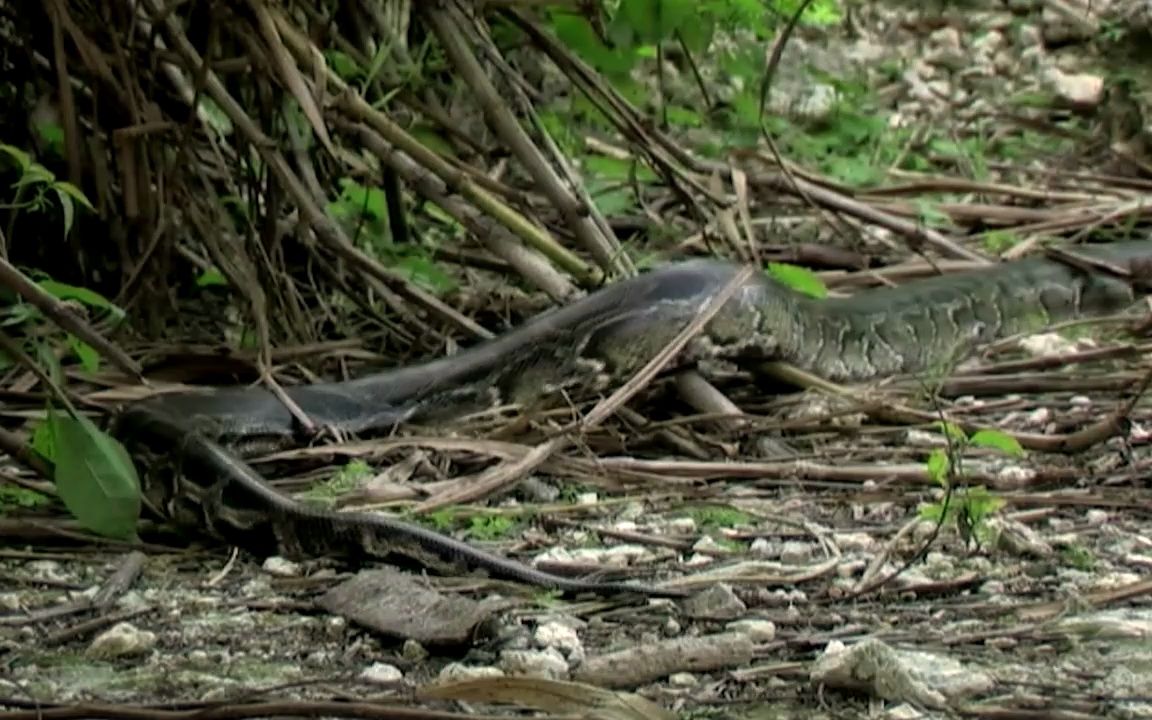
[{"left": 111, "top": 240, "right": 1152, "bottom": 597}]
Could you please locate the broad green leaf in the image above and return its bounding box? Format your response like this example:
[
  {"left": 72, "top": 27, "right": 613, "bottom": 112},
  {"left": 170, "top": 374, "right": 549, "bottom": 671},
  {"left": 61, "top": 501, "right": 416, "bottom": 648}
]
[
  {"left": 0, "top": 143, "right": 32, "bottom": 172},
  {"left": 619, "top": 0, "right": 696, "bottom": 43},
  {"left": 53, "top": 191, "right": 75, "bottom": 236},
  {"left": 934, "top": 420, "right": 968, "bottom": 445},
  {"left": 585, "top": 155, "right": 658, "bottom": 183},
  {"left": 395, "top": 255, "right": 456, "bottom": 295},
  {"left": 67, "top": 336, "right": 100, "bottom": 373},
  {"left": 926, "top": 448, "right": 950, "bottom": 486},
  {"left": 767, "top": 263, "right": 827, "bottom": 299},
  {"left": 590, "top": 186, "right": 636, "bottom": 217},
  {"left": 38, "top": 280, "right": 126, "bottom": 320},
  {"left": 968, "top": 429, "right": 1025, "bottom": 457},
  {"left": 410, "top": 126, "right": 458, "bottom": 158},
  {"left": 33, "top": 120, "right": 66, "bottom": 157},
  {"left": 196, "top": 268, "right": 229, "bottom": 287},
  {"left": 325, "top": 50, "right": 363, "bottom": 82},
  {"left": 35, "top": 339, "right": 63, "bottom": 386},
  {"left": 665, "top": 105, "right": 703, "bottom": 128},
  {"left": 964, "top": 486, "right": 1006, "bottom": 521},
  {"left": 49, "top": 409, "right": 141, "bottom": 541},
  {"left": 919, "top": 502, "right": 946, "bottom": 522},
  {"left": 31, "top": 418, "right": 55, "bottom": 460},
  {"left": 915, "top": 200, "right": 953, "bottom": 229},
  {"left": 52, "top": 180, "right": 95, "bottom": 211},
  {"left": 550, "top": 14, "right": 635, "bottom": 77}
]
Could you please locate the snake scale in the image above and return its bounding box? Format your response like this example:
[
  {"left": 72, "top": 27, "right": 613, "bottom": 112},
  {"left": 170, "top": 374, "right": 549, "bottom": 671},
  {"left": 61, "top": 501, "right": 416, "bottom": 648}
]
[{"left": 111, "top": 240, "right": 1152, "bottom": 597}]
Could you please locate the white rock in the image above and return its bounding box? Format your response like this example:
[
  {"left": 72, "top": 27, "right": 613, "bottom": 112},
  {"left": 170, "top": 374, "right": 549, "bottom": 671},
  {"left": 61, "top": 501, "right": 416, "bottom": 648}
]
[
  {"left": 438, "top": 663, "right": 505, "bottom": 682},
  {"left": 534, "top": 621, "right": 584, "bottom": 660},
  {"left": 668, "top": 672, "right": 699, "bottom": 687},
  {"left": 1019, "top": 332, "right": 1076, "bottom": 357},
  {"left": 780, "top": 541, "right": 815, "bottom": 564},
  {"left": 1044, "top": 69, "right": 1104, "bottom": 109},
  {"left": 727, "top": 619, "right": 777, "bottom": 642},
  {"left": 835, "top": 532, "right": 875, "bottom": 552},
  {"left": 87, "top": 622, "right": 156, "bottom": 659},
  {"left": 500, "top": 648, "right": 570, "bottom": 679},
  {"left": 262, "top": 556, "right": 301, "bottom": 577},
  {"left": 360, "top": 663, "right": 403, "bottom": 684}
]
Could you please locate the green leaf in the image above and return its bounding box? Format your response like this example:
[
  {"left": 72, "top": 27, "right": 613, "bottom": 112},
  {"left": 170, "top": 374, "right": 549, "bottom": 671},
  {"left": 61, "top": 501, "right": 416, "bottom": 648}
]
[
  {"left": 30, "top": 418, "right": 55, "bottom": 460},
  {"left": 53, "top": 191, "right": 75, "bottom": 236},
  {"left": 963, "top": 485, "right": 1006, "bottom": 521},
  {"left": 394, "top": 255, "right": 456, "bottom": 295},
  {"left": 48, "top": 409, "right": 141, "bottom": 541},
  {"left": 37, "top": 280, "right": 126, "bottom": 321},
  {"left": 968, "top": 429, "right": 1025, "bottom": 457},
  {"left": 934, "top": 420, "right": 968, "bottom": 445},
  {"left": 14, "top": 163, "right": 55, "bottom": 187},
  {"left": 33, "top": 120, "right": 65, "bottom": 157},
  {"left": 326, "top": 50, "right": 364, "bottom": 82},
  {"left": 919, "top": 502, "right": 946, "bottom": 522},
  {"left": 52, "top": 181, "right": 95, "bottom": 211},
  {"left": 585, "top": 155, "right": 657, "bottom": 183},
  {"left": 766, "top": 263, "right": 827, "bottom": 299},
  {"left": 926, "top": 448, "right": 950, "bottom": 486},
  {"left": 196, "top": 268, "right": 229, "bottom": 288},
  {"left": 915, "top": 199, "right": 953, "bottom": 229},
  {"left": 550, "top": 14, "right": 635, "bottom": 76},
  {"left": 0, "top": 143, "right": 32, "bottom": 172},
  {"left": 67, "top": 335, "right": 101, "bottom": 373},
  {"left": 619, "top": 0, "right": 697, "bottom": 42}
]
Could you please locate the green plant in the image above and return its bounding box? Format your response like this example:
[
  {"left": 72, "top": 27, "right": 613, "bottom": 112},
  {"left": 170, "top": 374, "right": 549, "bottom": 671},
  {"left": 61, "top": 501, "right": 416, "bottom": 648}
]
[
  {"left": 0, "top": 484, "right": 52, "bottom": 514},
  {"left": 919, "top": 422, "right": 1018, "bottom": 548},
  {"left": 327, "top": 177, "right": 457, "bottom": 294},
  {"left": 681, "top": 504, "right": 751, "bottom": 530},
  {"left": 0, "top": 144, "right": 92, "bottom": 237}
]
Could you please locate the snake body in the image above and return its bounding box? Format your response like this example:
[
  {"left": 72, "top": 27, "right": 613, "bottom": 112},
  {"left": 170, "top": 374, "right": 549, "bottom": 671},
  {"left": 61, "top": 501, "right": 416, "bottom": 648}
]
[{"left": 113, "top": 241, "right": 1152, "bottom": 596}]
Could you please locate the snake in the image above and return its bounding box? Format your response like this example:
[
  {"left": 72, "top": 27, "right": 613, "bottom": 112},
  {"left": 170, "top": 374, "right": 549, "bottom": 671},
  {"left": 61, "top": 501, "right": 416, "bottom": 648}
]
[{"left": 110, "top": 240, "right": 1152, "bottom": 598}]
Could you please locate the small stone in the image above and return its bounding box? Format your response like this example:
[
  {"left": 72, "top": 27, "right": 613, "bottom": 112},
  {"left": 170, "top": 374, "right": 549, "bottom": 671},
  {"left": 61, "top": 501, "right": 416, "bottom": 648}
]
[
  {"left": 360, "top": 662, "right": 403, "bottom": 684},
  {"left": 576, "top": 492, "right": 598, "bottom": 506},
  {"left": 835, "top": 532, "right": 876, "bottom": 552},
  {"left": 87, "top": 622, "right": 156, "bottom": 659},
  {"left": 500, "top": 648, "right": 570, "bottom": 679},
  {"left": 534, "top": 621, "right": 584, "bottom": 660},
  {"left": 439, "top": 663, "right": 505, "bottom": 682},
  {"left": 924, "top": 27, "right": 966, "bottom": 71},
  {"left": 402, "top": 639, "right": 429, "bottom": 662},
  {"left": 682, "top": 583, "right": 746, "bottom": 620},
  {"left": 996, "top": 465, "right": 1036, "bottom": 488},
  {"left": 668, "top": 672, "right": 699, "bottom": 687},
  {"left": 980, "top": 580, "right": 1006, "bottom": 596},
  {"left": 972, "top": 30, "right": 1006, "bottom": 56},
  {"left": 727, "top": 619, "right": 777, "bottom": 642},
  {"left": 991, "top": 519, "right": 1052, "bottom": 558},
  {"left": 1044, "top": 69, "right": 1104, "bottom": 109},
  {"left": 885, "top": 703, "right": 928, "bottom": 719},
  {"left": 666, "top": 517, "right": 698, "bottom": 534},
  {"left": 1019, "top": 332, "right": 1078, "bottom": 358},
  {"left": 1085, "top": 509, "right": 1109, "bottom": 525},
  {"left": 261, "top": 556, "right": 301, "bottom": 577},
  {"left": 780, "top": 541, "right": 814, "bottom": 564},
  {"left": 323, "top": 616, "right": 346, "bottom": 638},
  {"left": 749, "top": 537, "right": 774, "bottom": 557}
]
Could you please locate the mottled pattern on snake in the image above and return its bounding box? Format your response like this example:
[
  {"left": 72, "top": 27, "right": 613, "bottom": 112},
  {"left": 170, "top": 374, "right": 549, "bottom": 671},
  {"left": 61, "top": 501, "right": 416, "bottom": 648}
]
[
  {"left": 111, "top": 240, "right": 1152, "bottom": 596},
  {"left": 132, "top": 240, "right": 1152, "bottom": 446}
]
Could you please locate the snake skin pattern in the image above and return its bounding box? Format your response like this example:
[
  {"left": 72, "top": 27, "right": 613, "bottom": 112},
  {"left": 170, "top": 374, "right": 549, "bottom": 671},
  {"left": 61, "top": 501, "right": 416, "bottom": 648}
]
[{"left": 112, "top": 240, "right": 1152, "bottom": 596}]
